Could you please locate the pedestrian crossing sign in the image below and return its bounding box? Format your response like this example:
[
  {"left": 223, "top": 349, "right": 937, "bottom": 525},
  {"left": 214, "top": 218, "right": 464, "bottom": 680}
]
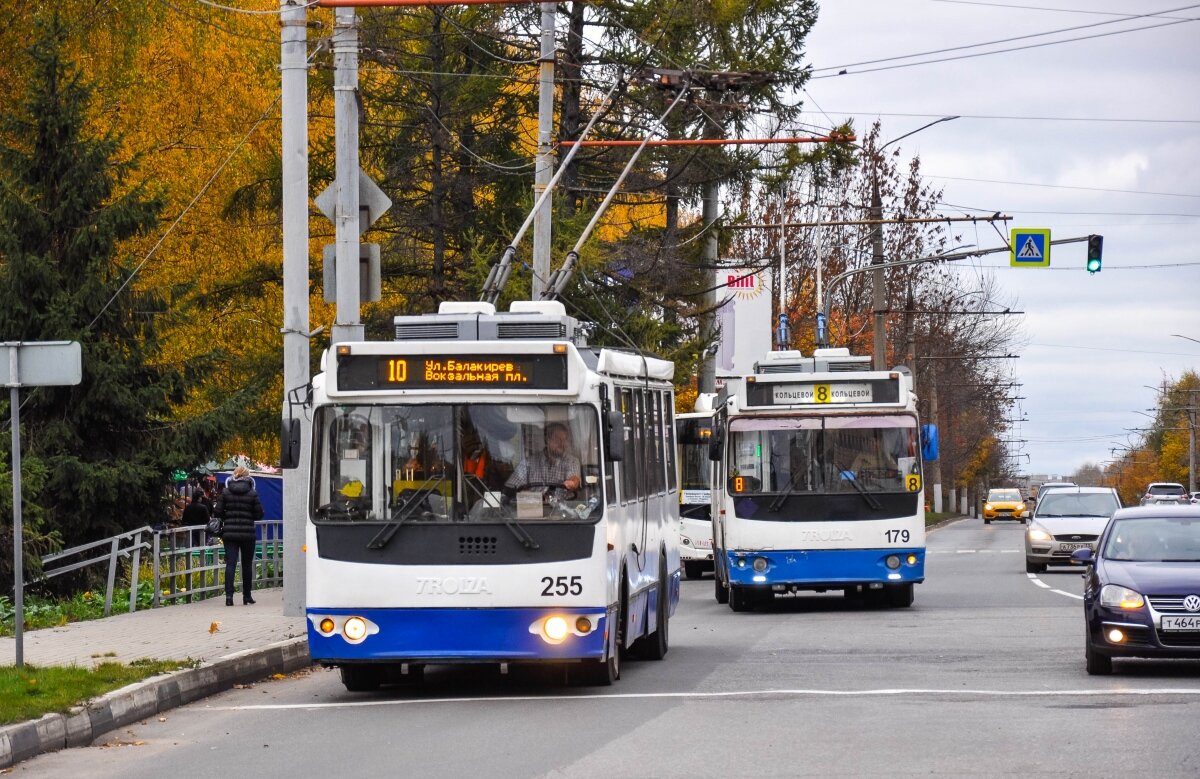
[{"left": 1010, "top": 228, "right": 1050, "bottom": 267}]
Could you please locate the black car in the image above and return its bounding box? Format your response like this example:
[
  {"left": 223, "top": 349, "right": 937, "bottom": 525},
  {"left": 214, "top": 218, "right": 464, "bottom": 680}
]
[{"left": 1072, "top": 505, "right": 1200, "bottom": 675}]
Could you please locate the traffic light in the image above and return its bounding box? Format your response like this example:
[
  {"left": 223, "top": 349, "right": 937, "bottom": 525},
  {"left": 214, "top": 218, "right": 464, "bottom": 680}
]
[{"left": 1086, "top": 234, "right": 1103, "bottom": 273}]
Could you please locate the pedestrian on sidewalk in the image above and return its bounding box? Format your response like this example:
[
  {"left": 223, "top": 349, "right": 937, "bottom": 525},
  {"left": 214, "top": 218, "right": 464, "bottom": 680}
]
[
  {"left": 214, "top": 466, "right": 264, "bottom": 606},
  {"left": 181, "top": 491, "right": 211, "bottom": 546}
]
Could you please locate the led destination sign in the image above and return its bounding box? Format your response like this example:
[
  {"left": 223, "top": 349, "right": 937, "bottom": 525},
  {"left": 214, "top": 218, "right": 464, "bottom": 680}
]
[
  {"left": 337, "top": 353, "right": 568, "bottom": 391},
  {"left": 746, "top": 377, "right": 900, "bottom": 408}
]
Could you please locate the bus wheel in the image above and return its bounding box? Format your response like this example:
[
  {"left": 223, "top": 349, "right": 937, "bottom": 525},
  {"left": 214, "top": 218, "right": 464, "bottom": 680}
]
[
  {"left": 886, "top": 583, "right": 914, "bottom": 608},
  {"left": 577, "top": 603, "right": 622, "bottom": 686},
  {"left": 729, "top": 585, "right": 755, "bottom": 612},
  {"left": 639, "top": 557, "right": 670, "bottom": 660},
  {"left": 715, "top": 569, "right": 729, "bottom": 604},
  {"left": 340, "top": 664, "right": 383, "bottom": 692}
]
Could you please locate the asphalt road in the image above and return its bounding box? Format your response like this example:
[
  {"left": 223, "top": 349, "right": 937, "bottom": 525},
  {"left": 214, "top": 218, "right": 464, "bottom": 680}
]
[{"left": 14, "top": 518, "right": 1200, "bottom": 777}]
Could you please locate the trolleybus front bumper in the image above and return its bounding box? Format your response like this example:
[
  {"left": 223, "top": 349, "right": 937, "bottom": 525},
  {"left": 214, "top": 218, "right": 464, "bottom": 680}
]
[
  {"left": 306, "top": 606, "right": 610, "bottom": 664},
  {"left": 724, "top": 548, "right": 924, "bottom": 588}
]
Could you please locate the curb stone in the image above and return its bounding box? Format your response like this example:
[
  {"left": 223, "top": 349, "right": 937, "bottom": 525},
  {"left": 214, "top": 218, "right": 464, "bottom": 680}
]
[{"left": 0, "top": 637, "right": 310, "bottom": 769}]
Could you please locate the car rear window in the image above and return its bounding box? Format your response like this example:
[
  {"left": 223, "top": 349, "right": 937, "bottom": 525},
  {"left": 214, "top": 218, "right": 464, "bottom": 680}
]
[
  {"left": 1037, "top": 492, "right": 1119, "bottom": 517},
  {"left": 1148, "top": 484, "right": 1186, "bottom": 496}
]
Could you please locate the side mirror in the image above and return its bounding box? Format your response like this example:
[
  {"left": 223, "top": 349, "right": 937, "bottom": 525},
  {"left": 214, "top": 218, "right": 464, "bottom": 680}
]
[
  {"left": 920, "top": 424, "right": 939, "bottom": 462},
  {"left": 1069, "top": 547, "right": 1094, "bottom": 566},
  {"left": 280, "top": 418, "right": 302, "bottom": 470},
  {"left": 708, "top": 427, "right": 724, "bottom": 461},
  {"left": 604, "top": 410, "right": 625, "bottom": 462}
]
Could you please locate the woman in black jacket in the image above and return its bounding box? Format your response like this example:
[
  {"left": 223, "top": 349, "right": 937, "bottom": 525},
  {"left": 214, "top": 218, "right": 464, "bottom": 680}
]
[{"left": 215, "top": 466, "right": 264, "bottom": 606}]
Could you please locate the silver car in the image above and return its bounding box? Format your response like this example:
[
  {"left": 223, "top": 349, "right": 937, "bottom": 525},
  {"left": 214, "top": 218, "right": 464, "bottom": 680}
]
[
  {"left": 1140, "top": 482, "right": 1189, "bottom": 506},
  {"left": 1025, "top": 487, "right": 1121, "bottom": 573}
]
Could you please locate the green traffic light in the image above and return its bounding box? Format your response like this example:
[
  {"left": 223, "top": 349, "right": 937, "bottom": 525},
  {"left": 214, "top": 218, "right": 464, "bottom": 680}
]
[{"left": 1086, "top": 234, "right": 1103, "bottom": 274}]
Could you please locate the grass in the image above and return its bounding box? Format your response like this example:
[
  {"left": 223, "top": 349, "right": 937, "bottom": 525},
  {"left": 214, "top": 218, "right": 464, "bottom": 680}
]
[
  {"left": 0, "top": 658, "right": 197, "bottom": 725},
  {"left": 925, "top": 511, "right": 959, "bottom": 526},
  {"left": 0, "top": 582, "right": 157, "bottom": 638}
]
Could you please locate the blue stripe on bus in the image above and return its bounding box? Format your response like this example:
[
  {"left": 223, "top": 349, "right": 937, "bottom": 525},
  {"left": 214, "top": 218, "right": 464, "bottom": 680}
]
[
  {"left": 724, "top": 548, "right": 925, "bottom": 586},
  {"left": 306, "top": 607, "right": 609, "bottom": 663}
]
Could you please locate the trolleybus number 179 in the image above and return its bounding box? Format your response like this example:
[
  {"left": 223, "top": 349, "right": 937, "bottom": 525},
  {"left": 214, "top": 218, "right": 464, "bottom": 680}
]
[
  {"left": 541, "top": 576, "right": 583, "bottom": 596},
  {"left": 885, "top": 529, "right": 911, "bottom": 543}
]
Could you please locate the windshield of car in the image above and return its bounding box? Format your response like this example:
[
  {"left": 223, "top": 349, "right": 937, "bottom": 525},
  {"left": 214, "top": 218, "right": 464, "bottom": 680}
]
[
  {"left": 677, "top": 416, "right": 713, "bottom": 493},
  {"left": 1103, "top": 518, "right": 1200, "bottom": 562},
  {"left": 1036, "top": 492, "right": 1119, "bottom": 518},
  {"left": 311, "top": 403, "right": 602, "bottom": 525},
  {"left": 988, "top": 490, "right": 1022, "bottom": 502},
  {"left": 1148, "top": 484, "right": 1186, "bottom": 496}
]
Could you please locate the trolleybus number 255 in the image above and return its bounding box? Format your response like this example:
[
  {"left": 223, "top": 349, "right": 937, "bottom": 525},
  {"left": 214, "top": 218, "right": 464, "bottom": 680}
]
[{"left": 541, "top": 576, "right": 584, "bottom": 596}]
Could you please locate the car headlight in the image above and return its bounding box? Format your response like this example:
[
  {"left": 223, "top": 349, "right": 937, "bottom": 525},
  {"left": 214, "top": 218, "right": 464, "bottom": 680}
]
[
  {"left": 1016, "top": 502, "right": 1026, "bottom": 512},
  {"left": 984, "top": 503, "right": 993, "bottom": 511},
  {"left": 1027, "top": 526, "right": 1052, "bottom": 542},
  {"left": 1099, "top": 584, "right": 1144, "bottom": 610}
]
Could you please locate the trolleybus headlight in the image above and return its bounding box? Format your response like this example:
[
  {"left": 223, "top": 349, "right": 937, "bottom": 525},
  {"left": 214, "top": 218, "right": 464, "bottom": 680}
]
[
  {"left": 318, "top": 617, "right": 336, "bottom": 635},
  {"left": 906, "top": 554, "right": 918, "bottom": 566},
  {"left": 736, "top": 558, "right": 747, "bottom": 569},
  {"left": 544, "top": 616, "right": 570, "bottom": 642},
  {"left": 575, "top": 617, "right": 592, "bottom": 634},
  {"left": 885, "top": 555, "right": 901, "bottom": 570},
  {"left": 752, "top": 557, "right": 768, "bottom": 573},
  {"left": 343, "top": 616, "right": 368, "bottom": 642}
]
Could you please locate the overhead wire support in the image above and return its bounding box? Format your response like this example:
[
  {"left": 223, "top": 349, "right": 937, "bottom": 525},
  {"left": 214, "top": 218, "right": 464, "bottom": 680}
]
[
  {"left": 559, "top": 133, "right": 854, "bottom": 148},
  {"left": 732, "top": 213, "right": 1010, "bottom": 229},
  {"left": 542, "top": 81, "right": 694, "bottom": 300},
  {"left": 481, "top": 76, "right": 625, "bottom": 305}
]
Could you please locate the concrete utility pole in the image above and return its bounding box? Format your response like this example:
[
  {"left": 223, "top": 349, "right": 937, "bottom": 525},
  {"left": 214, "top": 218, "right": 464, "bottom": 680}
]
[
  {"left": 870, "top": 176, "right": 886, "bottom": 369},
  {"left": 332, "top": 6, "right": 363, "bottom": 343},
  {"left": 279, "top": 0, "right": 310, "bottom": 617},
  {"left": 531, "top": 2, "right": 556, "bottom": 299},
  {"left": 698, "top": 178, "right": 719, "bottom": 394}
]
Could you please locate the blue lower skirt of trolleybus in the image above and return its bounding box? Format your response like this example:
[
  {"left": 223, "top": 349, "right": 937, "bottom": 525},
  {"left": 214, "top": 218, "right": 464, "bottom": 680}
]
[
  {"left": 306, "top": 606, "right": 610, "bottom": 664},
  {"left": 725, "top": 548, "right": 925, "bottom": 587}
]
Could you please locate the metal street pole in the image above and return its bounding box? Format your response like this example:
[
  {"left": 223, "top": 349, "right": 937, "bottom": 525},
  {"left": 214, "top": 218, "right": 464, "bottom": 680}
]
[
  {"left": 9, "top": 375, "right": 22, "bottom": 667},
  {"left": 279, "top": 0, "right": 310, "bottom": 617},
  {"left": 868, "top": 116, "right": 958, "bottom": 370}
]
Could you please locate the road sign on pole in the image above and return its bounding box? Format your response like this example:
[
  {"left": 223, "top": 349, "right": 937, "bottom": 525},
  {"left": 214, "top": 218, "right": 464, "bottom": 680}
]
[
  {"left": 3, "top": 341, "right": 83, "bottom": 668},
  {"left": 1010, "top": 228, "right": 1051, "bottom": 267}
]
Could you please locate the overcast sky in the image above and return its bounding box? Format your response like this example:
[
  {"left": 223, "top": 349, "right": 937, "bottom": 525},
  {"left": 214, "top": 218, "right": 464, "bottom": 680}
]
[{"left": 797, "top": 0, "right": 1200, "bottom": 478}]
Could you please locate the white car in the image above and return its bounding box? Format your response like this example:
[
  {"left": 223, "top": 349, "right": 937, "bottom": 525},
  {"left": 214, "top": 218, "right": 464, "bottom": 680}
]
[{"left": 1025, "top": 487, "right": 1121, "bottom": 573}]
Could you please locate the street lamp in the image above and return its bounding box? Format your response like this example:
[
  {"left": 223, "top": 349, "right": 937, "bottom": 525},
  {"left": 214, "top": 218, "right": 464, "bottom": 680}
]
[
  {"left": 869, "top": 116, "right": 959, "bottom": 369},
  {"left": 1171, "top": 334, "right": 1200, "bottom": 346}
]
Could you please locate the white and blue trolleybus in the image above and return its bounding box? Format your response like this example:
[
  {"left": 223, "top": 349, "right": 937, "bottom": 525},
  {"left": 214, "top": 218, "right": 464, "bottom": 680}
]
[
  {"left": 711, "top": 348, "right": 928, "bottom": 610},
  {"left": 289, "top": 301, "right": 680, "bottom": 689},
  {"left": 676, "top": 394, "right": 716, "bottom": 579}
]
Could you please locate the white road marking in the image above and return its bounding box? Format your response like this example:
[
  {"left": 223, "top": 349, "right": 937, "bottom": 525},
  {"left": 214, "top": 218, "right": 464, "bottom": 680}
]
[
  {"left": 207, "top": 686, "right": 1200, "bottom": 712},
  {"left": 928, "top": 549, "right": 1018, "bottom": 554},
  {"left": 1027, "top": 573, "right": 1052, "bottom": 589},
  {"left": 1026, "top": 572, "right": 1084, "bottom": 599}
]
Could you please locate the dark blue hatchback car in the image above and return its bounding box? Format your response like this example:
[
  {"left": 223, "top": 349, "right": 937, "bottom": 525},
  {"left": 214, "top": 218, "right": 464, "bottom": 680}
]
[{"left": 1071, "top": 505, "right": 1200, "bottom": 675}]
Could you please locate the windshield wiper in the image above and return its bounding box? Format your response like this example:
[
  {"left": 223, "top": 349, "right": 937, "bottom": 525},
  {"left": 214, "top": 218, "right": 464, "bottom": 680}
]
[
  {"left": 769, "top": 473, "right": 803, "bottom": 512},
  {"left": 366, "top": 475, "right": 446, "bottom": 549},
  {"left": 834, "top": 458, "right": 881, "bottom": 510},
  {"left": 499, "top": 510, "right": 540, "bottom": 550}
]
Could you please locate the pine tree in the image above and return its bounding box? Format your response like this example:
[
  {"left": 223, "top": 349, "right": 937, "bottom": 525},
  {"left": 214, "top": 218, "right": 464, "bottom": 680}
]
[{"left": 0, "top": 14, "right": 249, "bottom": 575}]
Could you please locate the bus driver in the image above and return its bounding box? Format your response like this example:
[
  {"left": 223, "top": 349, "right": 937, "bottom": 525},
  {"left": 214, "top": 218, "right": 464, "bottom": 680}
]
[{"left": 505, "top": 422, "right": 582, "bottom": 497}]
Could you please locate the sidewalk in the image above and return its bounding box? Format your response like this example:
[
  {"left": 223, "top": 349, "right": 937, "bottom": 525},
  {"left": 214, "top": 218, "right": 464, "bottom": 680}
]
[{"left": 0, "top": 588, "right": 310, "bottom": 768}]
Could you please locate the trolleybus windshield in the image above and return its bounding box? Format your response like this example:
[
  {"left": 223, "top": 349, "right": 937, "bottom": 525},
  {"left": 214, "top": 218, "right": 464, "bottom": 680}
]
[
  {"left": 726, "top": 415, "right": 920, "bottom": 515},
  {"left": 312, "top": 403, "right": 603, "bottom": 526}
]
